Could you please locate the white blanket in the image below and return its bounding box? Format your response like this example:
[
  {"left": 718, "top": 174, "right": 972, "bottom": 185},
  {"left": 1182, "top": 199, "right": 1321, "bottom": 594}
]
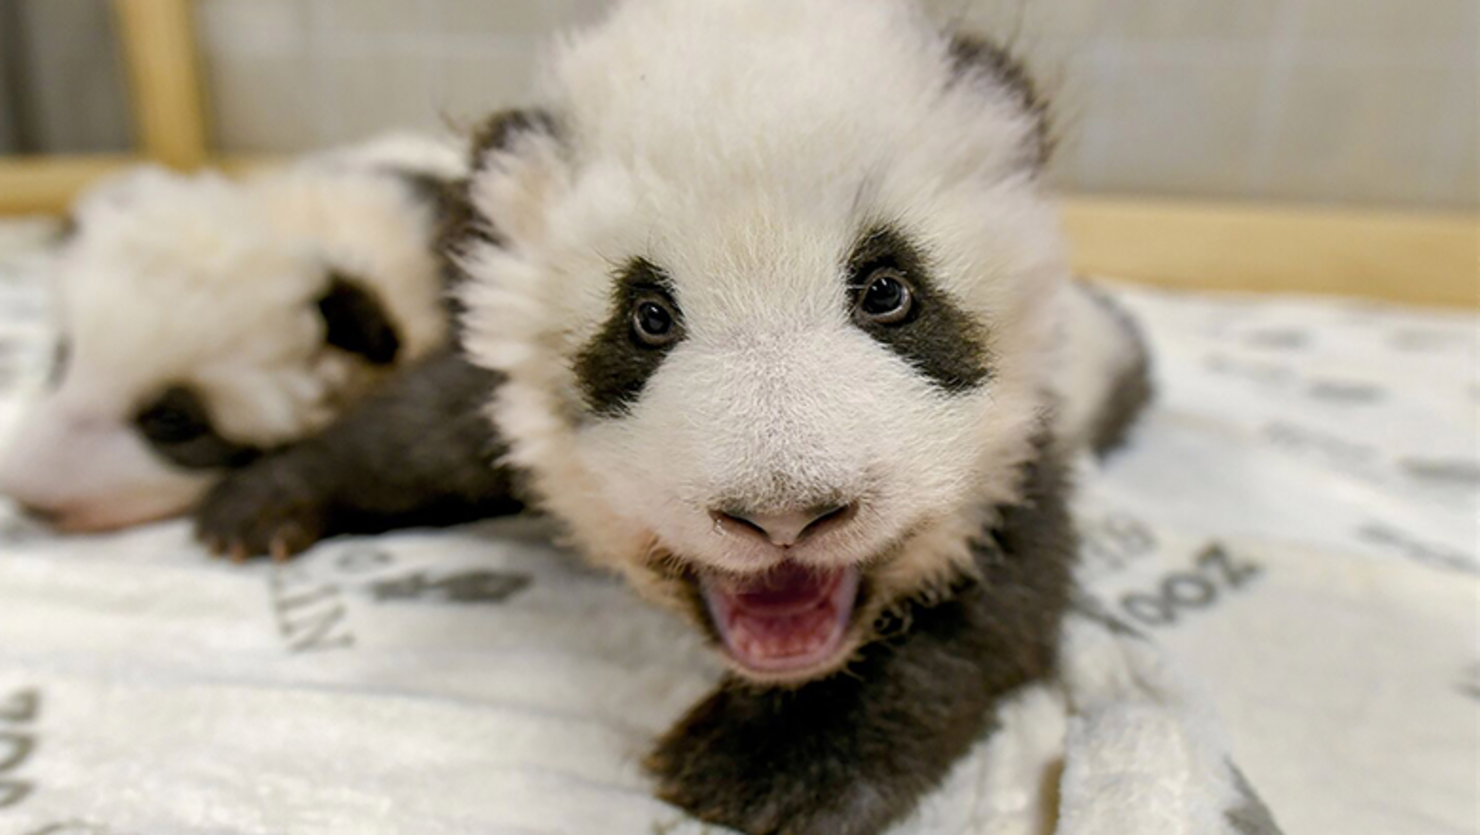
[{"left": 0, "top": 225, "right": 1474, "bottom": 834}]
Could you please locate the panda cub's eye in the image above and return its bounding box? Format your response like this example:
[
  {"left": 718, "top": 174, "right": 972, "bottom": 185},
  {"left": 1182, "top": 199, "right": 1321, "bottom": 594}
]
[
  {"left": 855, "top": 267, "right": 914, "bottom": 325},
  {"left": 631, "top": 292, "right": 681, "bottom": 347},
  {"left": 132, "top": 385, "right": 263, "bottom": 470}
]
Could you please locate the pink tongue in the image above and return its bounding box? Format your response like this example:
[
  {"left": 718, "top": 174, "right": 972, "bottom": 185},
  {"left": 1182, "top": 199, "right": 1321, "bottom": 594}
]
[{"left": 704, "top": 563, "right": 858, "bottom": 674}]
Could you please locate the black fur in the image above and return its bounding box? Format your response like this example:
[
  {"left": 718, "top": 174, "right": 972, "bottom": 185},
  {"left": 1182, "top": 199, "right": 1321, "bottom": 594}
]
[
  {"left": 382, "top": 167, "right": 459, "bottom": 221},
  {"left": 401, "top": 174, "right": 482, "bottom": 319},
  {"left": 1077, "top": 280, "right": 1154, "bottom": 456},
  {"left": 135, "top": 386, "right": 262, "bottom": 471},
  {"left": 317, "top": 274, "right": 402, "bottom": 365},
  {"left": 846, "top": 226, "right": 991, "bottom": 394},
  {"left": 947, "top": 34, "right": 1054, "bottom": 170},
  {"left": 471, "top": 108, "right": 560, "bottom": 172},
  {"left": 434, "top": 108, "right": 562, "bottom": 260},
  {"left": 194, "top": 348, "right": 524, "bottom": 557},
  {"left": 439, "top": 107, "right": 559, "bottom": 260},
  {"left": 436, "top": 174, "right": 498, "bottom": 270},
  {"left": 648, "top": 438, "right": 1076, "bottom": 835},
  {"left": 573, "top": 258, "right": 685, "bottom": 417}
]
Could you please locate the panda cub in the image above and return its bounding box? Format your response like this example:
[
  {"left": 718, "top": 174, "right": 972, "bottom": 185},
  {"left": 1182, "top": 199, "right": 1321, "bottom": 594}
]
[
  {"left": 0, "top": 137, "right": 461, "bottom": 534},
  {"left": 199, "top": 1, "right": 1153, "bottom": 832}
]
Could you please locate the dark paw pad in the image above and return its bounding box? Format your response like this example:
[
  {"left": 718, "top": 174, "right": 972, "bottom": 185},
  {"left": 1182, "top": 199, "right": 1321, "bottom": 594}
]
[{"left": 194, "top": 463, "right": 329, "bottom": 562}]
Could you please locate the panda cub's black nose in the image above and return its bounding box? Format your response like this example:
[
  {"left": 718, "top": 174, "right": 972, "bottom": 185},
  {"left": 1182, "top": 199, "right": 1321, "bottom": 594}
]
[{"left": 712, "top": 503, "right": 856, "bottom": 547}]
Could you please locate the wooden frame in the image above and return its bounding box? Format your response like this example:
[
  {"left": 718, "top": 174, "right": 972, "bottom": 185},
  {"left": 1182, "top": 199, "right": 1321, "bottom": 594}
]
[
  {"left": 114, "top": 0, "right": 208, "bottom": 169},
  {"left": 1062, "top": 198, "right": 1479, "bottom": 309},
  {"left": 0, "top": 0, "right": 205, "bottom": 215},
  {"left": 0, "top": 0, "right": 1474, "bottom": 308}
]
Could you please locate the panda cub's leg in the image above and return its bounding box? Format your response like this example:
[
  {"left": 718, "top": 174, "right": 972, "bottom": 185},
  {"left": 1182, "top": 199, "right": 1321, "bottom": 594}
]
[
  {"left": 647, "top": 446, "right": 1076, "bottom": 835},
  {"left": 194, "top": 348, "right": 524, "bottom": 559}
]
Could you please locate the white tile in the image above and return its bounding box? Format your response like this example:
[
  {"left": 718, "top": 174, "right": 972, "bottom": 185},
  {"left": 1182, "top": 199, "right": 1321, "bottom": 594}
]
[
  {"left": 317, "top": 0, "right": 430, "bottom": 35},
  {"left": 435, "top": 0, "right": 548, "bottom": 35},
  {"left": 195, "top": 0, "right": 310, "bottom": 58},
  {"left": 189, "top": 0, "right": 1476, "bottom": 212},
  {"left": 1297, "top": 0, "right": 1477, "bottom": 50},
  {"left": 430, "top": 50, "right": 543, "bottom": 131},
  {"left": 1073, "top": 54, "right": 1267, "bottom": 199},
  {"left": 1258, "top": 59, "right": 1460, "bottom": 207},
  {"left": 321, "top": 53, "right": 442, "bottom": 145},
  {"left": 206, "top": 54, "right": 320, "bottom": 153},
  {"left": 1103, "top": 0, "right": 1288, "bottom": 43}
]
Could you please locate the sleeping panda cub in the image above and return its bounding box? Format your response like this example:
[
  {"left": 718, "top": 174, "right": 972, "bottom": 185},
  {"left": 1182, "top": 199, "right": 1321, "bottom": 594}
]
[
  {"left": 0, "top": 137, "right": 461, "bottom": 534},
  {"left": 198, "top": 1, "right": 1152, "bottom": 831}
]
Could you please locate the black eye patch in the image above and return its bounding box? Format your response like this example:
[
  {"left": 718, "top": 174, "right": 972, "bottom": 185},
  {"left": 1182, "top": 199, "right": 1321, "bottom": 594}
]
[
  {"left": 845, "top": 226, "right": 990, "bottom": 393},
  {"left": 134, "top": 386, "right": 262, "bottom": 471},
  {"left": 317, "top": 273, "right": 401, "bottom": 365},
  {"left": 573, "top": 258, "right": 685, "bottom": 418}
]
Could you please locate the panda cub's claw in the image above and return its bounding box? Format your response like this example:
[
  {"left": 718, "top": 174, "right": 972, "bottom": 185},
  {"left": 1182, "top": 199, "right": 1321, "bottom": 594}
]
[
  {"left": 193, "top": 460, "right": 330, "bottom": 561},
  {"left": 269, "top": 535, "right": 293, "bottom": 563}
]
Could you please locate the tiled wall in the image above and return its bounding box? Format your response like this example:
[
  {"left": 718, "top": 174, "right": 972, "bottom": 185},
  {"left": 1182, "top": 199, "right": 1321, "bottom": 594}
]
[
  {"left": 0, "top": 0, "right": 132, "bottom": 155},
  {"left": 195, "top": 0, "right": 1479, "bottom": 210}
]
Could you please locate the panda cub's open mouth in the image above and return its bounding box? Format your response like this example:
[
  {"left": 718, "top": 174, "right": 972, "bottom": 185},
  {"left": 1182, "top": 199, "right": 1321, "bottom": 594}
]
[{"left": 699, "top": 561, "right": 861, "bottom": 676}]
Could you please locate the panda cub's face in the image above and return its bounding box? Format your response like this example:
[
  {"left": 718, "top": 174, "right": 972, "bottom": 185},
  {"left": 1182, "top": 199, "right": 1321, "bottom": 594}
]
[
  {"left": 0, "top": 167, "right": 430, "bottom": 532},
  {"left": 460, "top": 0, "right": 1067, "bottom": 683}
]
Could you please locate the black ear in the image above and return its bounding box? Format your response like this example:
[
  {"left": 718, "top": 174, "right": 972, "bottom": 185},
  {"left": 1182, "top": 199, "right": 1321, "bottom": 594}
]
[
  {"left": 470, "top": 108, "right": 561, "bottom": 172},
  {"left": 946, "top": 34, "right": 1053, "bottom": 170},
  {"left": 317, "top": 274, "right": 401, "bottom": 365},
  {"left": 440, "top": 107, "right": 564, "bottom": 263}
]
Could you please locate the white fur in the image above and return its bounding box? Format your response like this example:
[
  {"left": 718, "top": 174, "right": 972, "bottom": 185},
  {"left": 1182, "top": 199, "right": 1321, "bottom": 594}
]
[
  {"left": 0, "top": 137, "right": 460, "bottom": 530},
  {"left": 458, "top": 0, "right": 1075, "bottom": 663},
  {"left": 301, "top": 131, "right": 468, "bottom": 182}
]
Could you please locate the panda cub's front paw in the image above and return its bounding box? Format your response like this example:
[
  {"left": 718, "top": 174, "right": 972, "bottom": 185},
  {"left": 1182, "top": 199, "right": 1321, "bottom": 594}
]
[
  {"left": 194, "top": 457, "right": 330, "bottom": 561},
  {"left": 646, "top": 683, "right": 903, "bottom": 835}
]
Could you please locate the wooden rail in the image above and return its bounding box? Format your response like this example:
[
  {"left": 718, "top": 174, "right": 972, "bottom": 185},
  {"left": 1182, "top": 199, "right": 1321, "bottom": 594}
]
[
  {"left": 115, "top": 0, "right": 208, "bottom": 169},
  {"left": 1062, "top": 198, "right": 1479, "bottom": 308}
]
